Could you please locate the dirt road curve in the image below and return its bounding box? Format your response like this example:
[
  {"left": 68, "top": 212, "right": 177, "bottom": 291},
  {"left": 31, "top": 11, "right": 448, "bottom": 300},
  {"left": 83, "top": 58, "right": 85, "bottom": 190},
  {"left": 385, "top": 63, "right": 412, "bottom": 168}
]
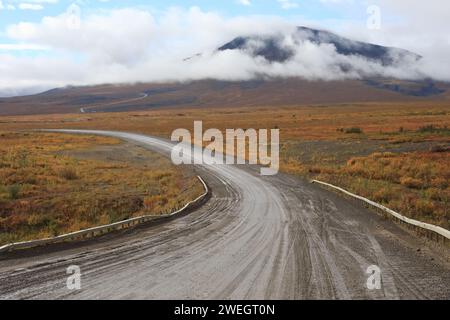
[{"left": 0, "top": 130, "right": 449, "bottom": 300}]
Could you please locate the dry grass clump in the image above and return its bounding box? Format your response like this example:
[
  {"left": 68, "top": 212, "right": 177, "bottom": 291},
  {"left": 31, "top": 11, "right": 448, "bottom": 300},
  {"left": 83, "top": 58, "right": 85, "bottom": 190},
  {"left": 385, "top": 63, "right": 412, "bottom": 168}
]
[
  {"left": 59, "top": 167, "right": 78, "bottom": 180},
  {"left": 399, "top": 177, "right": 423, "bottom": 189}
]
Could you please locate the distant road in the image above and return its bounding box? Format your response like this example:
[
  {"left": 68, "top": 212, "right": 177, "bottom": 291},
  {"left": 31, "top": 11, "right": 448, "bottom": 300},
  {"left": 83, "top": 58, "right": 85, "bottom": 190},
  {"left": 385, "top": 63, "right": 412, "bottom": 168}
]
[
  {"left": 79, "top": 93, "right": 149, "bottom": 113},
  {"left": 0, "top": 130, "right": 449, "bottom": 299}
]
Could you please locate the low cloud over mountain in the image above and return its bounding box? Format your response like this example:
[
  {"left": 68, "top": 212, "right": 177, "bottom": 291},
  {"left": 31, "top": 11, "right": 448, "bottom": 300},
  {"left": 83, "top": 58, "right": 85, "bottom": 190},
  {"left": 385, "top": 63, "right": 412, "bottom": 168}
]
[{"left": 218, "top": 27, "right": 422, "bottom": 66}]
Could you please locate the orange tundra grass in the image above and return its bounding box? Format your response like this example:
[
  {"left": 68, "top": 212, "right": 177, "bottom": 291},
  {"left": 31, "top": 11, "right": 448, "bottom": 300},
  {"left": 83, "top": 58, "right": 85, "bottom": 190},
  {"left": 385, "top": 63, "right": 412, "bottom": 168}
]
[{"left": 0, "top": 132, "right": 204, "bottom": 245}]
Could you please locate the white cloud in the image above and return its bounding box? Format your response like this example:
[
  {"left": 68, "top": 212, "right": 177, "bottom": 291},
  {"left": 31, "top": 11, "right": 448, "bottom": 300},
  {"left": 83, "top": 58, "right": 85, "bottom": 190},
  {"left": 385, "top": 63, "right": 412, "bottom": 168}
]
[
  {"left": 319, "top": 0, "right": 354, "bottom": 3},
  {"left": 19, "top": 3, "right": 44, "bottom": 10},
  {"left": 277, "top": 0, "right": 298, "bottom": 9},
  {"left": 237, "top": 0, "right": 251, "bottom": 6},
  {"left": 13, "top": 0, "right": 58, "bottom": 11},
  {"left": 8, "top": 8, "right": 156, "bottom": 65},
  {"left": 0, "top": 43, "right": 48, "bottom": 50},
  {"left": 18, "top": 0, "right": 58, "bottom": 3},
  {"left": 1, "top": 1, "right": 15, "bottom": 10}
]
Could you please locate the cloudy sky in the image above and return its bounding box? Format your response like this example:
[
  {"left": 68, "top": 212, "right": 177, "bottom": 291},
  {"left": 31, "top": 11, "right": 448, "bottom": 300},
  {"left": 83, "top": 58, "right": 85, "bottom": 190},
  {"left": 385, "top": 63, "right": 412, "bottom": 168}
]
[{"left": 0, "top": 0, "right": 449, "bottom": 96}]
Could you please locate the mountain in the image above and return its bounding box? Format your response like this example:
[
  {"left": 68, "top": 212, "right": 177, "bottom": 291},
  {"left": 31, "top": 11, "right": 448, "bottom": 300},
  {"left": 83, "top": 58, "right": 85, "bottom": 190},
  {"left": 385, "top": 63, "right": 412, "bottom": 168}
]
[{"left": 218, "top": 26, "right": 421, "bottom": 66}]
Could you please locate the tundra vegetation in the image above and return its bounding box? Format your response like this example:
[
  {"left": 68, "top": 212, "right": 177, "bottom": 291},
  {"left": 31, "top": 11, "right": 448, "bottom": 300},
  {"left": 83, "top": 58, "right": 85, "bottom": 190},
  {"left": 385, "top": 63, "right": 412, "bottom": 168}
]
[
  {"left": 0, "top": 132, "right": 204, "bottom": 245},
  {"left": 0, "top": 101, "right": 448, "bottom": 229}
]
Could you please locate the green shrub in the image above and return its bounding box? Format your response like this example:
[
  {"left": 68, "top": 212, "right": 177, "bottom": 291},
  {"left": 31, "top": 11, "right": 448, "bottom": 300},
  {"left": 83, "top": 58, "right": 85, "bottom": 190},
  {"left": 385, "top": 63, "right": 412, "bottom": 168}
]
[
  {"left": 8, "top": 184, "right": 21, "bottom": 199},
  {"left": 418, "top": 125, "right": 450, "bottom": 133},
  {"left": 344, "top": 127, "right": 363, "bottom": 134}
]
